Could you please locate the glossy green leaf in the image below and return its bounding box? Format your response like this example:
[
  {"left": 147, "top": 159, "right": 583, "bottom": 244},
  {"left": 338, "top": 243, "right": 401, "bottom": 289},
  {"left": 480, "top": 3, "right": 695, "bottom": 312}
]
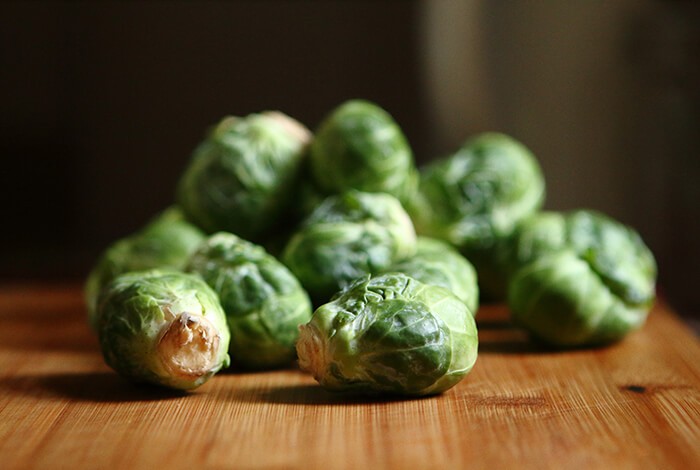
[
  {"left": 507, "top": 210, "right": 657, "bottom": 347},
  {"left": 296, "top": 273, "right": 478, "bottom": 396},
  {"left": 177, "top": 112, "right": 310, "bottom": 241},
  {"left": 384, "top": 237, "right": 479, "bottom": 315},
  {"left": 409, "top": 133, "right": 545, "bottom": 299},
  {"left": 97, "top": 270, "right": 231, "bottom": 390},
  {"left": 187, "top": 232, "right": 312, "bottom": 369},
  {"left": 282, "top": 190, "right": 417, "bottom": 303},
  {"left": 309, "top": 100, "right": 417, "bottom": 205}
]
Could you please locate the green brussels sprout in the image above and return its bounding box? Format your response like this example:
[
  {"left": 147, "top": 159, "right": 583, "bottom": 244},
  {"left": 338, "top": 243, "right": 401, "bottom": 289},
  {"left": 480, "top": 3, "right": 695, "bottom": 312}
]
[
  {"left": 282, "top": 190, "right": 417, "bottom": 303},
  {"left": 408, "top": 133, "right": 545, "bottom": 299},
  {"left": 97, "top": 269, "right": 231, "bottom": 390},
  {"left": 508, "top": 210, "right": 657, "bottom": 347},
  {"left": 309, "top": 99, "right": 418, "bottom": 204},
  {"left": 186, "top": 232, "right": 312, "bottom": 369},
  {"left": 177, "top": 111, "right": 311, "bottom": 241},
  {"left": 85, "top": 206, "right": 206, "bottom": 329},
  {"left": 296, "top": 273, "right": 478, "bottom": 396},
  {"left": 385, "top": 237, "right": 479, "bottom": 315}
]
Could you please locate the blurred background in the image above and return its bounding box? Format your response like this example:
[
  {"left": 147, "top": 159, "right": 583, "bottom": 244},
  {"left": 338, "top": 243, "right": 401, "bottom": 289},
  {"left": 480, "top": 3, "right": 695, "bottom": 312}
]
[{"left": 1, "top": 1, "right": 698, "bottom": 321}]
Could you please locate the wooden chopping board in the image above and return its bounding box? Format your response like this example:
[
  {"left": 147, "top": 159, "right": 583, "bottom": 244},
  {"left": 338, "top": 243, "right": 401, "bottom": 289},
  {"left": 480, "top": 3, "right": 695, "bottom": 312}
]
[{"left": 0, "top": 284, "right": 699, "bottom": 470}]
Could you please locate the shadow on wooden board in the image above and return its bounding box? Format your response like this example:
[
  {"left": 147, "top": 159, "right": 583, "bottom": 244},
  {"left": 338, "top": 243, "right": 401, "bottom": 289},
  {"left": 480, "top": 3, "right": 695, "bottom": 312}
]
[{"left": 0, "top": 372, "right": 189, "bottom": 403}]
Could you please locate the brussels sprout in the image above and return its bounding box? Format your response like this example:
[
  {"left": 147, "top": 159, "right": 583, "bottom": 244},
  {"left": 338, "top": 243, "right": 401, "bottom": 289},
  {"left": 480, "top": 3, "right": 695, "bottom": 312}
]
[
  {"left": 97, "top": 270, "right": 231, "bottom": 390},
  {"left": 85, "top": 206, "right": 206, "bottom": 329},
  {"left": 186, "top": 232, "right": 312, "bottom": 369},
  {"left": 177, "top": 111, "right": 311, "bottom": 241},
  {"left": 309, "top": 99, "right": 418, "bottom": 204},
  {"left": 385, "top": 237, "right": 479, "bottom": 315},
  {"left": 507, "top": 210, "right": 657, "bottom": 347},
  {"left": 408, "top": 133, "right": 545, "bottom": 299},
  {"left": 296, "top": 273, "right": 478, "bottom": 396},
  {"left": 282, "top": 190, "right": 417, "bottom": 303}
]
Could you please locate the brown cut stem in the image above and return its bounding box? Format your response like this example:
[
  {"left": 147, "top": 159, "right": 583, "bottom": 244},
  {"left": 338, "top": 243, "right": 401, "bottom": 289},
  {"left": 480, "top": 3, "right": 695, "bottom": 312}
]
[
  {"left": 296, "top": 324, "right": 326, "bottom": 382},
  {"left": 157, "top": 312, "right": 220, "bottom": 380}
]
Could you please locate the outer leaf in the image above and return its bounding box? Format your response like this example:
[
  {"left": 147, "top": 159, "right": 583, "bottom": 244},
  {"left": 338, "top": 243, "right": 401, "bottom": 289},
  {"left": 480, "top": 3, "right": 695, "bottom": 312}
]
[
  {"left": 509, "top": 251, "right": 651, "bottom": 347},
  {"left": 409, "top": 133, "right": 545, "bottom": 299},
  {"left": 177, "top": 112, "right": 310, "bottom": 241},
  {"left": 309, "top": 99, "right": 418, "bottom": 205},
  {"left": 282, "top": 191, "right": 417, "bottom": 303},
  {"left": 98, "top": 269, "right": 231, "bottom": 390},
  {"left": 187, "top": 232, "right": 312, "bottom": 369},
  {"left": 506, "top": 210, "right": 657, "bottom": 347},
  {"left": 385, "top": 237, "right": 479, "bottom": 315},
  {"left": 297, "top": 273, "right": 478, "bottom": 396}
]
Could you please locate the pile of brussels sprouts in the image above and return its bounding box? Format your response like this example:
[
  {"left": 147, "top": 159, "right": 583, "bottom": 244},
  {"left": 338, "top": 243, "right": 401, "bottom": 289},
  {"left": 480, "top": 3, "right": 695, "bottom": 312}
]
[{"left": 86, "top": 99, "right": 656, "bottom": 395}]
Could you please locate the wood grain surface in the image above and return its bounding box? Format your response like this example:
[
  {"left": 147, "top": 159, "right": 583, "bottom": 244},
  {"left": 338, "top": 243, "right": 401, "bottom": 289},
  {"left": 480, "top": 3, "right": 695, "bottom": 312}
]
[{"left": 1, "top": 284, "right": 699, "bottom": 470}]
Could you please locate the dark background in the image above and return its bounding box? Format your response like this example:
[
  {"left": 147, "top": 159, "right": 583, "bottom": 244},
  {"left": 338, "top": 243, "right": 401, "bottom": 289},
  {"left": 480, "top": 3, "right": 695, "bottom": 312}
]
[{"left": 1, "top": 2, "right": 698, "bottom": 322}]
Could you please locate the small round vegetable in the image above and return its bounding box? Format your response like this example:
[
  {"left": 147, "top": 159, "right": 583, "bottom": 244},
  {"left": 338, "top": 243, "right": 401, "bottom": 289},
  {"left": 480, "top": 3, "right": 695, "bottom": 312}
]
[
  {"left": 282, "top": 190, "right": 417, "bottom": 303},
  {"left": 177, "top": 111, "right": 311, "bottom": 241},
  {"left": 97, "top": 270, "right": 231, "bottom": 390},
  {"left": 309, "top": 99, "right": 418, "bottom": 204},
  {"left": 409, "top": 133, "right": 545, "bottom": 299},
  {"left": 508, "top": 210, "right": 657, "bottom": 347},
  {"left": 85, "top": 206, "right": 206, "bottom": 329},
  {"left": 296, "top": 273, "right": 478, "bottom": 396},
  {"left": 187, "top": 232, "right": 313, "bottom": 369},
  {"left": 385, "top": 237, "right": 479, "bottom": 315}
]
